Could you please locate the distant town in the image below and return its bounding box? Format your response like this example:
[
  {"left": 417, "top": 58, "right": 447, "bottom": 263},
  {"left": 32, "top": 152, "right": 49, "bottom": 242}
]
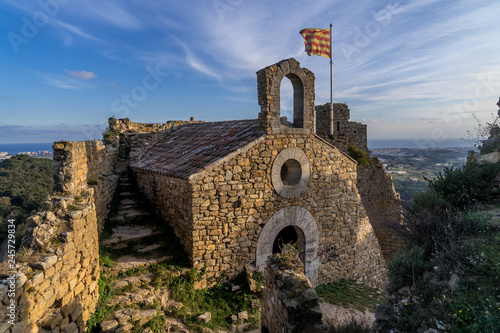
[{"left": 0, "top": 150, "right": 53, "bottom": 161}]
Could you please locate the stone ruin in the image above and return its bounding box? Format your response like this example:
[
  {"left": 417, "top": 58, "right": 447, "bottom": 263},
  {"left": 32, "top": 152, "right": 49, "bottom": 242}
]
[{"left": 0, "top": 58, "right": 405, "bottom": 332}]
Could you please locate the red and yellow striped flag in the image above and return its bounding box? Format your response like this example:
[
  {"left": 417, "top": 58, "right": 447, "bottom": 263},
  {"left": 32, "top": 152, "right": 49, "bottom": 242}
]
[{"left": 299, "top": 28, "right": 331, "bottom": 58}]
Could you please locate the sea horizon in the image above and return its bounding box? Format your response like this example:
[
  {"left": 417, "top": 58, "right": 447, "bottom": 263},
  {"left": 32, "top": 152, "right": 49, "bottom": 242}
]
[
  {"left": 0, "top": 138, "right": 475, "bottom": 155},
  {"left": 0, "top": 142, "right": 54, "bottom": 155},
  {"left": 368, "top": 138, "right": 474, "bottom": 149}
]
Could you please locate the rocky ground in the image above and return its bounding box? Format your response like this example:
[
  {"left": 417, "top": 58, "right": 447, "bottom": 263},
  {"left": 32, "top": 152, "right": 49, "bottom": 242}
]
[{"left": 320, "top": 302, "right": 375, "bottom": 328}]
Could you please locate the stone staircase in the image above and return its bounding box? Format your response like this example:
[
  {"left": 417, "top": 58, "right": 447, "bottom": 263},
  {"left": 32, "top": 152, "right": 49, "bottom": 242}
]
[
  {"left": 94, "top": 163, "right": 260, "bottom": 333},
  {"left": 97, "top": 163, "right": 192, "bottom": 333}
]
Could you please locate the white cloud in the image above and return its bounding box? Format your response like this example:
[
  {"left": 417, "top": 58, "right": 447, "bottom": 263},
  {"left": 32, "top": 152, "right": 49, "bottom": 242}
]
[
  {"left": 51, "top": 19, "right": 104, "bottom": 43},
  {"left": 36, "top": 71, "right": 97, "bottom": 90},
  {"left": 68, "top": 1, "right": 143, "bottom": 30},
  {"left": 65, "top": 69, "right": 97, "bottom": 80}
]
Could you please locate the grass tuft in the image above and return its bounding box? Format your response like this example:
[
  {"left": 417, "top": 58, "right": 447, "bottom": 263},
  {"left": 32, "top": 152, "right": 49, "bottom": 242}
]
[{"left": 315, "top": 279, "right": 385, "bottom": 313}]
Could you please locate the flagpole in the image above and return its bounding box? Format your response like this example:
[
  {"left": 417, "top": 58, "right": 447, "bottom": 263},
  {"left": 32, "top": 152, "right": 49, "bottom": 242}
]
[{"left": 329, "top": 23, "right": 333, "bottom": 136}]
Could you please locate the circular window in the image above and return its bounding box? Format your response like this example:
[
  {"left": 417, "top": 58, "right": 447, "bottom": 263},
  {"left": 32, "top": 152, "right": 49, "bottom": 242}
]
[
  {"left": 271, "top": 148, "right": 310, "bottom": 198},
  {"left": 281, "top": 159, "right": 302, "bottom": 186}
]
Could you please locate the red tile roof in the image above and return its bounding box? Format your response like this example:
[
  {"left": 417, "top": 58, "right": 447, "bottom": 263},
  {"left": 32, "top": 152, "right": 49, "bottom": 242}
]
[{"left": 131, "top": 119, "right": 263, "bottom": 179}]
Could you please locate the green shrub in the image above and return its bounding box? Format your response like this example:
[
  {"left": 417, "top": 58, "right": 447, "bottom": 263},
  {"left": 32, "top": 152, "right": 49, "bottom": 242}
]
[
  {"left": 0, "top": 155, "right": 53, "bottom": 243},
  {"left": 387, "top": 246, "right": 429, "bottom": 290},
  {"left": 427, "top": 161, "right": 500, "bottom": 208},
  {"left": 348, "top": 145, "right": 369, "bottom": 166},
  {"left": 404, "top": 191, "right": 454, "bottom": 252}
]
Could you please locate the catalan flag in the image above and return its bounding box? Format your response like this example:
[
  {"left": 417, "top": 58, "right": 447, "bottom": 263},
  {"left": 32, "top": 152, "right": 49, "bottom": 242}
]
[{"left": 299, "top": 28, "right": 331, "bottom": 58}]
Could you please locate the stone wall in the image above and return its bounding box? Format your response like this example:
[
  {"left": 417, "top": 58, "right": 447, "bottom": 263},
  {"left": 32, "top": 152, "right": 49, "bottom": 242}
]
[
  {"left": 109, "top": 118, "right": 203, "bottom": 160},
  {"left": 0, "top": 189, "right": 100, "bottom": 333},
  {"left": 316, "top": 103, "right": 368, "bottom": 153},
  {"left": 133, "top": 172, "right": 194, "bottom": 262},
  {"left": 316, "top": 103, "right": 405, "bottom": 259},
  {"left": 52, "top": 140, "right": 119, "bottom": 231},
  {"left": 0, "top": 139, "right": 120, "bottom": 332},
  {"left": 357, "top": 165, "right": 406, "bottom": 259},
  {"left": 261, "top": 246, "right": 326, "bottom": 333},
  {"left": 188, "top": 134, "right": 387, "bottom": 288}
]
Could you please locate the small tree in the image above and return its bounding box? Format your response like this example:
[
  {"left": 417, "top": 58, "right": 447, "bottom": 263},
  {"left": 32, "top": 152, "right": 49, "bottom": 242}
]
[
  {"left": 102, "top": 116, "right": 120, "bottom": 145},
  {"left": 466, "top": 113, "right": 500, "bottom": 154}
]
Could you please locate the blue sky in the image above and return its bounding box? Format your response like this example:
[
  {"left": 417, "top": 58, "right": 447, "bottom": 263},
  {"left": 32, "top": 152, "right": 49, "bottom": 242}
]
[{"left": 0, "top": 0, "right": 499, "bottom": 143}]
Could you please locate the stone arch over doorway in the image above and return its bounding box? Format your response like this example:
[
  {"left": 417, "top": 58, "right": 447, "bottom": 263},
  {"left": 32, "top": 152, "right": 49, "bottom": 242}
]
[{"left": 256, "top": 206, "right": 320, "bottom": 285}]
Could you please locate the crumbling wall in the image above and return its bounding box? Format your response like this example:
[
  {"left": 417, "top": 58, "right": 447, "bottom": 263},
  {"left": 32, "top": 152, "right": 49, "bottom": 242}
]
[
  {"left": 0, "top": 189, "right": 100, "bottom": 333},
  {"left": 261, "top": 245, "right": 326, "bottom": 333},
  {"left": 52, "top": 140, "right": 119, "bottom": 231},
  {"left": 0, "top": 139, "right": 120, "bottom": 332},
  {"left": 109, "top": 118, "right": 204, "bottom": 160},
  {"left": 316, "top": 103, "right": 405, "bottom": 259},
  {"left": 316, "top": 103, "right": 368, "bottom": 152},
  {"left": 357, "top": 165, "right": 405, "bottom": 259}
]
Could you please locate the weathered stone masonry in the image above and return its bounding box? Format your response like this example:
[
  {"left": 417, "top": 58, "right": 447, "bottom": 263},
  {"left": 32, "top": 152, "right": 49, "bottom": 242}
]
[
  {"left": 357, "top": 165, "right": 404, "bottom": 259},
  {"left": 52, "top": 140, "right": 120, "bottom": 230},
  {"left": 0, "top": 140, "right": 119, "bottom": 333},
  {"left": 316, "top": 103, "right": 406, "bottom": 259},
  {"left": 261, "top": 246, "right": 326, "bottom": 333},
  {"left": 316, "top": 103, "right": 368, "bottom": 153}
]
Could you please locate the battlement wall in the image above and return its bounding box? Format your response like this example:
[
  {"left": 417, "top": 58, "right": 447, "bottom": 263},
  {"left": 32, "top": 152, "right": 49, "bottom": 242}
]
[
  {"left": 316, "top": 103, "right": 368, "bottom": 152},
  {"left": 357, "top": 165, "right": 406, "bottom": 259},
  {"left": 109, "top": 118, "right": 204, "bottom": 160}
]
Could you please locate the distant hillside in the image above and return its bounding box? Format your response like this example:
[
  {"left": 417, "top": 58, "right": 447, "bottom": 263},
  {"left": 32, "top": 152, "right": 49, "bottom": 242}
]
[
  {"left": 0, "top": 155, "right": 53, "bottom": 243},
  {"left": 372, "top": 147, "right": 471, "bottom": 207}
]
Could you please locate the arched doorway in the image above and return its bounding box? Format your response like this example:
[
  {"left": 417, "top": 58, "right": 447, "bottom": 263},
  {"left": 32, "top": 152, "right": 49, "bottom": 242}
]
[
  {"left": 272, "top": 225, "right": 306, "bottom": 264},
  {"left": 256, "top": 206, "right": 319, "bottom": 286}
]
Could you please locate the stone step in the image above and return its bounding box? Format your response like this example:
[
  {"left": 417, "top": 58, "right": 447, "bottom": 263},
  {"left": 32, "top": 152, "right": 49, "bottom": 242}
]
[
  {"left": 120, "top": 198, "right": 139, "bottom": 206},
  {"left": 113, "top": 273, "right": 152, "bottom": 289},
  {"left": 113, "top": 255, "right": 170, "bottom": 272},
  {"left": 101, "top": 308, "right": 158, "bottom": 332},
  {"left": 137, "top": 244, "right": 162, "bottom": 253},
  {"left": 110, "top": 210, "right": 151, "bottom": 225},
  {"left": 120, "top": 204, "right": 141, "bottom": 210},
  {"left": 107, "top": 282, "right": 170, "bottom": 309},
  {"left": 102, "top": 225, "right": 160, "bottom": 247}
]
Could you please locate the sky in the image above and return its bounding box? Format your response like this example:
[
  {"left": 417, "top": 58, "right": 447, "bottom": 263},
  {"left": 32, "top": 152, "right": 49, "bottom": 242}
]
[{"left": 0, "top": 0, "right": 499, "bottom": 144}]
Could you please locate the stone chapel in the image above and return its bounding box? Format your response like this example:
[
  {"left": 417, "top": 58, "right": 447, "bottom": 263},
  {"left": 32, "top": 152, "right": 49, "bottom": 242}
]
[{"left": 130, "top": 58, "right": 387, "bottom": 287}]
